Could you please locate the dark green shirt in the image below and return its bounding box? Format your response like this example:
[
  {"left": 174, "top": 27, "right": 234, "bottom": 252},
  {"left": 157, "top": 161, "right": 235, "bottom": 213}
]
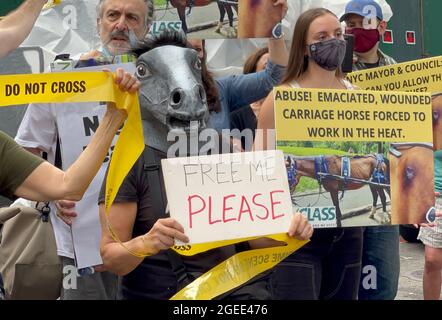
[
  {"left": 0, "top": 131, "right": 43, "bottom": 199},
  {"left": 353, "top": 49, "right": 397, "bottom": 71}
]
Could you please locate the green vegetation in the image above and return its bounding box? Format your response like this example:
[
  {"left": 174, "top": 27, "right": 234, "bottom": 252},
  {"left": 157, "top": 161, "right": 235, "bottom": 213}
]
[
  {"left": 278, "top": 146, "right": 349, "bottom": 157},
  {"left": 278, "top": 141, "right": 390, "bottom": 157},
  {"left": 154, "top": 0, "right": 167, "bottom": 7},
  {"left": 293, "top": 176, "right": 319, "bottom": 193}
]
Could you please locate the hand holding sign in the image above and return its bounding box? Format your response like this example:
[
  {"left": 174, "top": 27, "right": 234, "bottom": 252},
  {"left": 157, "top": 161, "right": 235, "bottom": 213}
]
[
  {"left": 288, "top": 212, "right": 313, "bottom": 240},
  {"left": 140, "top": 218, "right": 189, "bottom": 256}
]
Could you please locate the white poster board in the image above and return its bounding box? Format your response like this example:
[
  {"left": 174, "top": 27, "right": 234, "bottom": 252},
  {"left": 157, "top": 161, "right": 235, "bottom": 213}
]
[{"left": 162, "top": 150, "right": 293, "bottom": 244}]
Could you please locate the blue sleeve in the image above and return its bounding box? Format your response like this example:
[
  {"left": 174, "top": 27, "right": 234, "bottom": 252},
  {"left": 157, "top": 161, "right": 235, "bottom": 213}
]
[{"left": 215, "top": 60, "right": 285, "bottom": 112}]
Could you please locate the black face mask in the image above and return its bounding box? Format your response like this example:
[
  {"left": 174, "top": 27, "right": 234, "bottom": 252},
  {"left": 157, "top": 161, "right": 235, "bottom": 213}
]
[{"left": 308, "top": 38, "right": 347, "bottom": 71}]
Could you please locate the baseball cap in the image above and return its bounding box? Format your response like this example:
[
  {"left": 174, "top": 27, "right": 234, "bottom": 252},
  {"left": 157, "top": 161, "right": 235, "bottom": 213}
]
[{"left": 340, "top": 0, "right": 383, "bottom": 22}]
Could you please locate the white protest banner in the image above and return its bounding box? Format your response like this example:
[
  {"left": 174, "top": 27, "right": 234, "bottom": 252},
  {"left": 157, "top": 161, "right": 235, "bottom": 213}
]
[{"left": 161, "top": 150, "right": 293, "bottom": 244}]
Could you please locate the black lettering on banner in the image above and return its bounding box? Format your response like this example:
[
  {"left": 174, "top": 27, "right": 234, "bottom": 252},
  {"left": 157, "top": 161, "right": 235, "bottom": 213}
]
[
  {"left": 79, "top": 80, "right": 87, "bottom": 93},
  {"left": 402, "top": 76, "right": 430, "bottom": 88},
  {"left": 307, "top": 127, "right": 340, "bottom": 138},
  {"left": 377, "top": 128, "right": 404, "bottom": 139},
  {"left": 337, "top": 110, "right": 371, "bottom": 121},
  {"left": 343, "top": 128, "right": 354, "bottom": 138},
  {"left": 51, "top": 81, "right": 88, "bottom": 94},
  {"left": 356, "top": 128, "right": 375, "bottom": 139},
  {"left": 25, "top": 82, "right": 47, "bottom": 95},
  {"left": 271, "top": 251, "right": 290, "bottom": 263},
  {"left": 83, "top": 115, "right": 100, "bottom": 137},
  {"left": 413, "top": 112, "right": 426, "bottom": 121},
  {"left": 347, "top": 73, "right": 364, "bottom": 83},
  {"left": 432, "top": 73, "right": 442, "bottom": 83},
  {"left": 383, "top": 81, "right": 401, "bottom": 91},
  {"left": 379, "top": 93, "right": 430, "bottom": 105},
  {"left": 365, "top": 67, "right": 396, "bottom": 81},
  {"left": 5, "top": 84, "right": 20, "bottom": 96},
  {"left": 275, "top": 90, "right": 312, "bottom": 102},
  {"left": 373, "top": 111, "right": 411, "bottom": 122}
]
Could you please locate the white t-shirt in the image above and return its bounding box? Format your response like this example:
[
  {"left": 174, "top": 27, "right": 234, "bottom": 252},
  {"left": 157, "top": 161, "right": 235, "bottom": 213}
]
[
  {"left": 15, "top": 101, "right": 116, "bottom": 267},
  {"left": 290, "top": 79, "right": 355, "bottom": 90}
]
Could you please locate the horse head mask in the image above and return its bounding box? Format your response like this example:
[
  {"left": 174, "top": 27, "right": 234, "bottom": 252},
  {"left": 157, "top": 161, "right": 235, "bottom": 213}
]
[{"left": 133, "top": 30, "right": 209, "bottom": 154}]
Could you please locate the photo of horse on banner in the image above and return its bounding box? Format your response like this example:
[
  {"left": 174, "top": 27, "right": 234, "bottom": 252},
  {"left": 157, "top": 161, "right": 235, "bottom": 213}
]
[
  {"left": 156, "top": 0, "right": 238, "bottom": 39},
  {"left": 388, "top": 143, "right": 435, "bottom": 225},
  {"left": 154, "top": 0, "right": 282, "bottom": 39},
  {"left": 237, "top": 0, "right": 283, "bottom": 38},
  {"left": 283, "top": 141, "right": 391, "bottom": 228},
  {"left": 432, "top": 92, "right": 442, "bottom": 151},
  {"left": 283, "top": 140, "right": 436, "bottom": 228}
]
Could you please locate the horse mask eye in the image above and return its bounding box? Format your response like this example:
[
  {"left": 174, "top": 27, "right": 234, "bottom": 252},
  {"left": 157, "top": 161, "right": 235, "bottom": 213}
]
[
  {"left": 194, "top": 58, "right": 202, "bottom": 71},
  {"left": 136, "top": 63, "right": 150, "bottom": 79}
]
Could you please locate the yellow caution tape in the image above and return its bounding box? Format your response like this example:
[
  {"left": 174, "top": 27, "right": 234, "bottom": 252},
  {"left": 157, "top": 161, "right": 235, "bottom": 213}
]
[
  {"left": 0, "top": 71, "right": 144, "bottom": 227},
  {"left": 0, "top": 71, "right": 307, "bottom": 299},
  {"left": 43, "top": 0, "right": 62, "bottom": 10},
  {"left": 171, "top": 234, "right": 308, "bottom": 300}
]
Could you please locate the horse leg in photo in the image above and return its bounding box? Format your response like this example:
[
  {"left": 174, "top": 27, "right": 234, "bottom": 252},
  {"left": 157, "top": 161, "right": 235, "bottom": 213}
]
[
  {"left": 369, "top": 207, "right": 376, "bottom": 219},
  {"left": 225, "top": 5, "right": 237, "bottom": 38},
  {"left": 330, "top": 191, "right": 342, "bottom": 227},
  {"left": 238, "top": 0, "right": 282, "bottom": 38},
  {"left": 232, "top": 4, "right": 238, "bottom": 37},
  {"left": 178, "top": 7, "right": 188, "bottom": 32},
  {"left": 186, "top": 0, "right": 194, "bottom": 15},
  {"left": 369, "top": 185, "right": 378, "bottom": 219},
  {"left": 378, "top": 189, "right": 391, "bottom": 224},
  {"left": 226, "top": 4, "right": 234, "bottom": 27},
  {"left": 215, "top": 1, "right": 225, "bottom": 33},
  {"left": 379, "top": 188, "right": 388, "bottom": 212}
]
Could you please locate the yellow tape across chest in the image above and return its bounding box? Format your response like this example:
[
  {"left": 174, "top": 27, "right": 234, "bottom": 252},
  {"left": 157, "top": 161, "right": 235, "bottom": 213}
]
[{"left": 170, "top": 235, "right": 308, "bottom": 300}]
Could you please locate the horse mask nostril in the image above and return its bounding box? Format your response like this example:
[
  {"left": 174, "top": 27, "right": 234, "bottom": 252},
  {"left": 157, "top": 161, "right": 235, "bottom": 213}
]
[{"left": 171, "top": 89, "right": 182, "bottom": 107}]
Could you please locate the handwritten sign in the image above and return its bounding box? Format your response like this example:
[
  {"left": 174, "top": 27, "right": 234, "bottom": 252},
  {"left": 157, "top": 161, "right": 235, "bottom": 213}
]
[{"left": 161, "top": 150, "right": 293, "bottom": 244}]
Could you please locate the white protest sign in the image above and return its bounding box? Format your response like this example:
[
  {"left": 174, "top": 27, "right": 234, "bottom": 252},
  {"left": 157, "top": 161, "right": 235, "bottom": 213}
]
[{"left": 161, "top": 150, "right": 293, "bottom": 244}]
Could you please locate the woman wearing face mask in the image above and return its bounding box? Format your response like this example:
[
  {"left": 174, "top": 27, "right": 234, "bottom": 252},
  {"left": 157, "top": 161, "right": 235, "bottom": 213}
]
[{"left": 254, "top": 8, "right": 363, "bottom": 300}]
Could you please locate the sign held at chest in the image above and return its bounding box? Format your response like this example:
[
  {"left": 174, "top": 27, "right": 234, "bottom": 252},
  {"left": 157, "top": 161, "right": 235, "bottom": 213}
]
[{"left": 162, "top": 150, "right": 293, "bottom": 244}]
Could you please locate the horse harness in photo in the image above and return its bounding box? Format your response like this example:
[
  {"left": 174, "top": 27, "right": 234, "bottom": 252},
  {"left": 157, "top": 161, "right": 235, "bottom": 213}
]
[
  {"left": 371, "top": 153, "right": 388, "bottom": 184},
  {"left": 389, "top": 142, "right": 434, "bottom": 158}
]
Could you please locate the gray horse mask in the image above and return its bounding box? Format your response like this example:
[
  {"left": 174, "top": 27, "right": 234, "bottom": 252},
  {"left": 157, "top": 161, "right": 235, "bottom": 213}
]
[{"left": 136, "top": 44, "right": 209, "bottom": 153}]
